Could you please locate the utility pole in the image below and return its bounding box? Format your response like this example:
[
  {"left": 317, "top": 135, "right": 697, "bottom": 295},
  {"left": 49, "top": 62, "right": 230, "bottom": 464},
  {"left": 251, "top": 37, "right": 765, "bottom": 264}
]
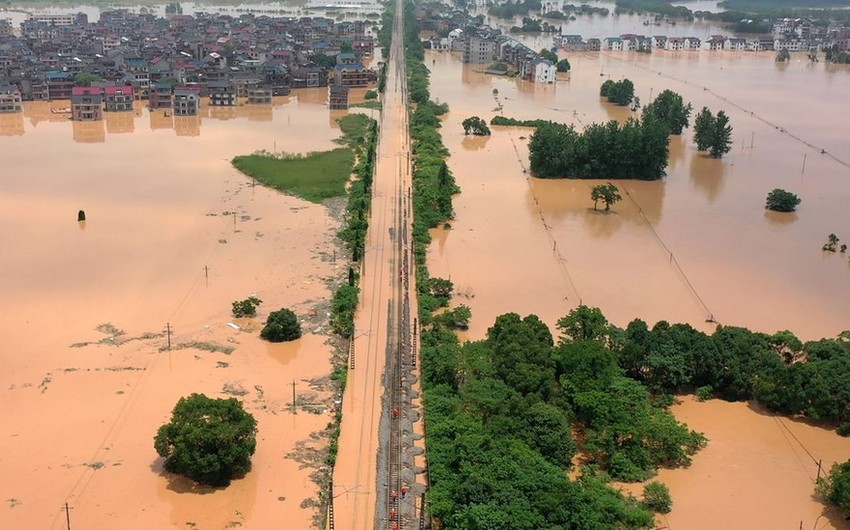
[
  {"left": 64, "top": 502, "right": 72, "bottom": 530},
  {"left": 165, "top": 322, "right": 172, "bottom": 351},
  {"left": 291, "top": 379, "right": 297, "bottom": 414}
]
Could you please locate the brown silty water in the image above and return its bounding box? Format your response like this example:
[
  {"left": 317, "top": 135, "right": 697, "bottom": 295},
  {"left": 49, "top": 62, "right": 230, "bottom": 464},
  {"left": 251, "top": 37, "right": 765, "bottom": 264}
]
[
  {"left": 425, "top": 49, "right": 850, "bottom": 529},
  {"left": 0, "top": 89, "right": 367, "bottom": 529}
]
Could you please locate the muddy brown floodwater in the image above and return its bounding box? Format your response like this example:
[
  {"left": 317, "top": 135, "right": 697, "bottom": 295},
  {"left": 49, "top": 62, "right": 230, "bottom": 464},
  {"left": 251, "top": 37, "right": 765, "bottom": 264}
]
[
  {"left": 426, "top": 49, "right": 850, "bottom": 528},
  {"left": 0, "top": 88, "right": 372, "bottom": 529}
]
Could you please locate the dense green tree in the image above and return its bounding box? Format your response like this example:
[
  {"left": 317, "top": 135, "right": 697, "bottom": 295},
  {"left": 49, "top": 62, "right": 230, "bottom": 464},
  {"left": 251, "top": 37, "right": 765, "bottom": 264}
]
[
  {"left": 600, "top": 78, "right": 636, "bottom": 106},
  {"left": 642, "top": 89, "right": 692, "bottom": 134},
  {"left": 461, "top": 116, "right": 491, "bottom": 136},
  {"left": 818, "top": 459, "right": 850, "bottom": 517},
  {"left": 556, "top": 58, "right": 571, "bottom": 72},
  {"left": 528, "top": 119, "right": 669, "bottom": 180},
  {"left": 710, "top": 111, "right": 733, "bottom": 158},
  {"left": 154, "top": 394, "right": 257, "bottom": 486},
  {"left": 331, "top": 284, "right": 359, "bottom": 337},
  {"left": 260, "top": 308, "right": 301, "bottom": 342},
  {"left": 434, "top": 304, "right": 472, "bottom": 330},
  {"left": 693, "top": 107, "right": 714, "bottom": 152},
  {"left": 231, "top": 296, "right": 262, "bottom": 318},
  {"left": 765, "top": 188, "right": 801, "bottom": 212},
  {"left": 590, "top": 182, "right": 623, "bottom": 211},
  {"left": 557, "top": 305, "right": 610, "bottom": 343},
  {"left": 538, "top": 47, "right": 558, "bottom": 62},
  {"left": 311, "top": 53, "right": 336, "bottom": 68},
  {"left": 693, "top": 107, "right": 733, "bottom": 158},
  {"left": 776, "top": 49, "right": 791, "bottom": 62}
]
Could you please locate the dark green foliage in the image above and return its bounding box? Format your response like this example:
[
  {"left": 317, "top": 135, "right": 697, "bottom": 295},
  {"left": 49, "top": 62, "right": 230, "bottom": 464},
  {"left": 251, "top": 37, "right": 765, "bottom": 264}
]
[
  {"left": 461, "top": 116, "right": 491, "bottom": 136},
  {"left": 538, "top": 47, "right": 558, "bottom": 62},
  {"left": 615, "top": 0, "right": 695, "bottom": 19},
  {"left": 642, "top": 482, "right": 672, "bottom": 513},
  {"left": 557, "top": 305, "right": 611, "bottom": 342},
  {"left": 231, "top": 296, "right": 262, "bottom": 318},
  {"left": 311, "top": 52, "right": 336, "bottom": 68},
  {"left": 154, "top": 394, "right": 257, "bottom": 487},
  {"left": 765, "top": 188, "right": 801, "bottom": 212},
  {"left": 818, "top": 460, "right": 850, "bottom": 517},
  {"left": 331, "top": 284, "right": 359, "bottom": 338},
  {"left": 433, "top": 305, "right": 472, "bottom": 330},
  {"left": 528, "top": 119, "right": 670, "bottom": 180},
  {"left": 260, "top": 308, "right": 301, "bottom": 342},
  {"left": 600, "top": 78, "right": 635, "bottom": 106},
  {"left": 590, "top": 183, "right": 623, "bottom": 211},
  {"left": 364, "top": 89, "right": 378, "bottom": 100},
  {"left": 642, "top": 89, "right": 692, "bottom": 135},
  {"left": 490, "top": 116, "right": 554, "bottom": 128},
  {"left": 556, "top": 58, "right": 571, "bottom": 72},
  {"left": 693, "top": 107, "right": 733, "bottom": 158}
]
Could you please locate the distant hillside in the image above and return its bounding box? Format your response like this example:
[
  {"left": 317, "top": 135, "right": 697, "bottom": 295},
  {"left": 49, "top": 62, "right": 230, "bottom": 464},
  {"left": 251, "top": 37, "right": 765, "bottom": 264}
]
[{"left": 720, "top": 0, "right": 850, "bottom": 10}]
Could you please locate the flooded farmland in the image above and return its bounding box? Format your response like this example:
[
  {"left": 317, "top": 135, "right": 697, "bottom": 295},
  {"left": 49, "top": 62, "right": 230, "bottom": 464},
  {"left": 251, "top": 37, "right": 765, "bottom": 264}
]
[
  {"left": 426, "top": 48, "right": 850, "bottom": 529},
  {"left": 0, "top": 89, "right": 367, "bottom": 529}
]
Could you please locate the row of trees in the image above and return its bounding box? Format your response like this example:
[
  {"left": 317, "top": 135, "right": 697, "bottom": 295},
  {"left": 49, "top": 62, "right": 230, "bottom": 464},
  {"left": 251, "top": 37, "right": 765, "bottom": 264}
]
[
  {"left": 600, "top": 78, "right": 636, "bottom": 106},
  {"left": 693, "top": 107, "right": 733, "bottom": 158},
  {"left": 528, "top": 117, "right": 670, "bottom": 180}
]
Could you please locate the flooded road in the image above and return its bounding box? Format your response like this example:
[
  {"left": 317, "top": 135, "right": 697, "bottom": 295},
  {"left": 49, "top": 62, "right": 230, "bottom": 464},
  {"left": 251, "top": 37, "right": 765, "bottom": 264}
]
[
  {"left": 0, "top": 90, "right": 359, "bottom": 528},
  {"left": 425, "top": 49, "right": 850, "bottom": 529}
]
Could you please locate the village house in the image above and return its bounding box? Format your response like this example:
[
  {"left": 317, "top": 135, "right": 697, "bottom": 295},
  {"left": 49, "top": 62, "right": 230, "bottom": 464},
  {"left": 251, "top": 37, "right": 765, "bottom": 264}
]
[
  {"left": 0, "top": 85, "right": 23, "bottom": 113},
  {"left": 70, "top": 86, "right": 103, "bottom": 121},
  {"left": 328, "top": 83, "right": 349, "bottom": 110},
  {"left": 149, "top": 82, "right": 173, "bottom": 109},
  {"left": 103, "top": 85, "right": 134, "bottom": 111},
  {"left": 704, "top": 35, "right": 727, "bottom": 51},
  {"left": 172, "top": 85, "right": 201, "bottom": 115}
]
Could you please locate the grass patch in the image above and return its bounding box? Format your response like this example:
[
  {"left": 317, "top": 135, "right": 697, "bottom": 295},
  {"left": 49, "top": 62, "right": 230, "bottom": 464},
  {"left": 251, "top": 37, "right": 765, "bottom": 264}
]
[
  {"left": 350, "top": 101, "right": 382, "bottom": 111},
  {"left": 232, "top": 148, "right": 354, "bottom": 204}
]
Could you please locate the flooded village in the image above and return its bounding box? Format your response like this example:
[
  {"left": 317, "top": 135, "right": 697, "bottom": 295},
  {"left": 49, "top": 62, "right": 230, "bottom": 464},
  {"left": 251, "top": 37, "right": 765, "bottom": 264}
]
[{"left": 1, "top": 0, "right": 850, "bottom": 528}]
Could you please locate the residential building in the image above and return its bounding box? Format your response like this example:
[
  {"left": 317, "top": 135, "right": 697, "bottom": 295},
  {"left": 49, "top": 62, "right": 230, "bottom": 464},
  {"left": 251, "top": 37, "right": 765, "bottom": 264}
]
[
  {"left": 0, "top": 85, "right": 23, "bottom": 113},
  {"left": 149, "top": 83, "right": 173, "bottom": 108},
  {"left": 103, "top": 85, "right": 134, "bottom": 111},
  {"left": 70, "top": 86, "right": 103, "bottom": 121},
  {"left": 246, "top": 84, "right": 273, "bottom": 104},
  {"left": 208, "top": 80, "right": 236, "bottom": 106},
  {"left": 464, "top": 35, "right": 496, "bottom": 64},
  {"left": 173, "top": 85, "right": 201, "bottom": 115},
  {"left": 328, "top": 83, "right": 349, "bottom": 109}
]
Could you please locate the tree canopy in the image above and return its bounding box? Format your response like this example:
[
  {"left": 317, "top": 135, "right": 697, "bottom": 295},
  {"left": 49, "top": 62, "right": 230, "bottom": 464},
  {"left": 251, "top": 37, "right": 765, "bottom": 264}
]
[
  {"left": 260, "top": 308, "right": 302, "bottom": 342},
  {"left": 154, "top": 394, "right": 257, "bottom": 486},
  {"left": 765, "top": 188, "right": 801, "bottom": 212},
  {"left": 642, "top": 89, "right": 692, "bottom": 135},
  {"left": 590, "top": 183, "right": 624, "bottom": 212},
  {"left": 528, "top": 118, "right": 670, "bottom": 180},
  {"left": 600, "top": 78, "right": 636, "bottom": 106},
  {"left": 693, "top": 107, "right": 733, "bottom": 158},
  {"left": 461, "top": 116, "right": 491, "bottom": 136},
  {"left": 819, "top": 459, "right": 850, "bottom": 518}
]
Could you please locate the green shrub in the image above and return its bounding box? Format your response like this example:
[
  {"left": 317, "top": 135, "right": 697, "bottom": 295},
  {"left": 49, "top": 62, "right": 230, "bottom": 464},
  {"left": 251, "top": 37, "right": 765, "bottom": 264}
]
[
  {"left": 231, "top": 296, "right": 262, "bottom": 317},
  {"left": 643, "top": 481, "right": 672, "bottom": 513}
]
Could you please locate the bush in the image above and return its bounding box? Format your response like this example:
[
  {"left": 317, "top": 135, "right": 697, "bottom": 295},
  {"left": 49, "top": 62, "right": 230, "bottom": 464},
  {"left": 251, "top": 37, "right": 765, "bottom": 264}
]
[
  {"left": 818, "top": 460, "right": 850, "bottom": 518},
  {"left": 364, "top": 89, "right": 378, "bottom": 100},
  {"left": 154, "top": 393, "right": 257, "bottom": 486},
  {"left": 231, "top": 296, "right": 262, "bottom": 317},
  {"left": 260, "top": 308, "right": 301, "bottom": 342},
  {"left": 696, "top": 385, "right": 714, "bottom": 401},
  {"left": 765, "top": 188, "right": 801, "bottom": 212},
  {"left": 643, "top": 482, "right": 673, "bottom": 513},
  {"left": 837, "top": 422, "right": 850, "bottom": 437}
]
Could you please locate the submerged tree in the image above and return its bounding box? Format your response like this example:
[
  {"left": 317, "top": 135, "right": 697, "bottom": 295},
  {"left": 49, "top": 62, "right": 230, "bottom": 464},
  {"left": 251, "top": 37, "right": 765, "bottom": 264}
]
[
  {"left": 461, "top": 116, "right": 491, "bottom": 136},
  {"left": 590, "top": 183, "right": 623, "bottom": 212},
  {"left": 154, "top": 394, "right": 257, "bottom": 486},
  {"left": 818, "top": 459, "right": 850, "bottom": 518},
  {"left": 776, "top": 49, "right": 791, "bottom": 62},
  {"left": 824, "top": 233, "right": 841, "bottom": 252},
  {"left": 642, "top": 89, "right": 692, "bottom": 135},
  {"left": 600, "top": 78, "right": 635, "bottom": 106},
  {"left": 765, "top": 189, "right": 801, "bottom": 212},
  {"left": 693, "top": 107, "right": 733, "bottom": 158},
  {"left": 260, "top": 308, "right": 301, "bottom": 342}
]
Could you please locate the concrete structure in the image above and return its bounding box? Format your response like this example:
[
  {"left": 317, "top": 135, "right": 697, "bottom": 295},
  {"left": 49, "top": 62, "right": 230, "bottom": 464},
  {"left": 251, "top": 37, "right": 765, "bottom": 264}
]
[
  {"left": 149, "top": 83, "right": 173, "bottom": 109},
  {"left": 172, "top": 86, "right": 201, "bottom": 115},
  {"left": 103, "top": 85, "right": 134, "bottom": 111},
  {"left": 328, "top": 83, "right": 349, "bottom": 109},
  {"left": 70, "top": 86, "right": 103, "bottom": 121},
  {"left": 464, "top": 35, "right": 496, "bottom": 64},
  {"left": 0, "top": 85, "right": 23, "bottom": 113}
]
